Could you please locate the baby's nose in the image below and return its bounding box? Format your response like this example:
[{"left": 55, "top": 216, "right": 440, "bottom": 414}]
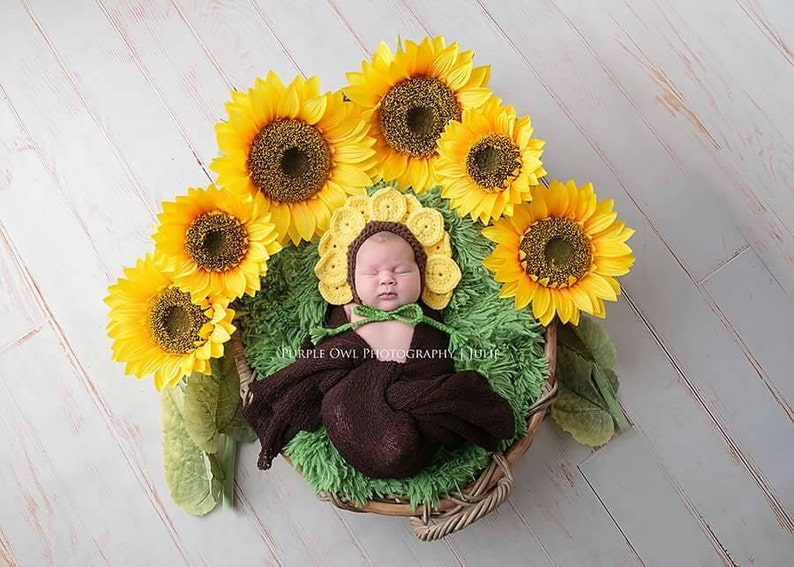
[{"left": 379, "top": 271, "right": 396, "bottom": 285}]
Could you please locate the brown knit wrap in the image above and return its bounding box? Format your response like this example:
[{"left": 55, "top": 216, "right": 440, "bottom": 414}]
[
  {"left": 241, "top": 304, "right": 517, "bottom": 479},
  {"left": 346, "top": 221, "right": 428, "bottom": 304}
]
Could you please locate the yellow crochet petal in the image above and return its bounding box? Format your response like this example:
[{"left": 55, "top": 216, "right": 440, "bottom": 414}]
[
  {"left": 314, "top": 250, "right": 349, "bottom": 285},
  {"left": 319, "top": 281, "right": 353, "bottom": 305},
  {"left": 329, "top": 207, "right": 367, "bottom": 244},
  {"left": 318, "top": 231, "right": 346, "bottom": 257},
  {"left": 402, "top": 194, "right": 423, "bottom": 222},
  {"left": 424, "top": 231, "right": 452, "bottom": 256},
  {"left": 424, "top": 254, "right": 462, "bottom": 294},
  {"left": 406, "top": 209, "right": 445, "bottom": 247},
  {"left": 345, "top": 194, "right": 372, "bottom": 222},
  {"left": 422, "top": 288, "right": 453, "bottom": 310},
  {"left": 369, "top": 187, "right": 407, "bottom": 221}
]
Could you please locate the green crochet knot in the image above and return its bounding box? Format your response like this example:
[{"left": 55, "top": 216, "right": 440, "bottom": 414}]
[{"left": 309, "top": 302, "right": 465, "bottom": 349}]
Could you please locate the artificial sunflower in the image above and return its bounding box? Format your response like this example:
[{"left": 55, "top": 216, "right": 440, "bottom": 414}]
[
  {"left": 210, "top": 72, "right": 376, "bottom": 244},
  {"left": 437, "top": 98, "right": 546, "bottom": 223},
  {"left": 153, "top": 186, "right": 282, "bottom": 302},
  {"left": 483, "top": 180, "right": 635, "bottom": 326},
  {"left": 105, "top": 254, "right": 236, "bottom": 390},
  {"left": 344, "top": 36, "right": 492, "bottom": 191}
]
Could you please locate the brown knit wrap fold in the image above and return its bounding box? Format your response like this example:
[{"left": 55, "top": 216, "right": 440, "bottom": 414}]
[
  {"left": 240, "top": 304, "right": 517, "bottom": 479},
  {"left": 346, "top": 221, "right": 428, "bottom": 304}
]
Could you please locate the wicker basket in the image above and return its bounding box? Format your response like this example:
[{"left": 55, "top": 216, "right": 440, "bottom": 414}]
[{"left": 231, "top": 320, "right": 557, "bottom": 541}]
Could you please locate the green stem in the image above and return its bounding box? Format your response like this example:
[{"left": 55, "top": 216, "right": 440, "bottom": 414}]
[
  {"left": 592, "top": 365, "right": 630, "bottom": 432},
  {"left": 221, "top": 435, "right": 237, "bottom": 508}
]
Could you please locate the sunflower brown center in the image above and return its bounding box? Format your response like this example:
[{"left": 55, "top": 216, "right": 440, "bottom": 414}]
[
  {"left": 378, "top": 76, "right": 460, "bottom": 158},
  {"left": 185, "top": 211, "right": 249, "bottom": 272},
  {"left": 520, "top": 217, "right": 592, "bottom": 287},
  {"left": 247, "top": 119, "right": 331, "bottom": 202},
  {"left": 148, "top": 287, "right": 209, "bottom": 354},
  {"left": 466, "top": 134, "right": 521, "bottom": 189}
]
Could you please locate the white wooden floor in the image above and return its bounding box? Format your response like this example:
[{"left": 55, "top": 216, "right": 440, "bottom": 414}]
[{"left": 1, "top": 1, "right": 792, "bottom": 566}]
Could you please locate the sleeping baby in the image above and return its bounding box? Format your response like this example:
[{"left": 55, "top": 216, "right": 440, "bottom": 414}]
[{"left": 242, "top": 221, "right": 515, "bottom": 479}]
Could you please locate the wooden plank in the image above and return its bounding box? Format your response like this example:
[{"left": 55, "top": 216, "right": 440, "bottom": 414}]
[
  {"left": 335, "top": 510, "right": 466, "bottom": 567},
  {"left": 331, "top": 0, "right": 748, "bottom": 283},
  {"left": 702, "top": 248, "right": 794, "bottom": 417},
  {"left": 579, "top": 431, "right": 728, "bottom": 567},
  {"left": 543, "top": 0, "right": 794, "bottom": 292},
  {"left": 94, "top": 0, "right": 231, "bottom": 168},
  {"left": 660, "top": 0, "right": 794, "bottom": 131},
  {"left": 0, "top": 225, "right": 45, "bottom": 350},
  {"left": 0, "top": 4, "right": 158, "bottom": 278},
  {"left": 440, "top": 499, "right": 556, "bottom": 567},
  {"left": 734, "top": 0, "right": 794, "bottom": 68},
  {"left": 245, "top": 0, "right": 377, "bottom": 91},
  {"left": 600, "top": 295, "right": 794, "bottom": 565},
  {"left": 0, "top": 533, "right": 15, "bottom": 567},
  {"left": 0, "top": 324, "right": 187, "bottom": 566},
  {"left": 235, "top": 446, "right": 384, "bottom": 567},
  {"left": 172, "top": 0, "right": 303, "bottom": 90},
  {"left": 18, "top": 0, "right": 211, "bottom": 204},
  {"left": 506, "top": 424, "right": 645, "bottom": 567}
]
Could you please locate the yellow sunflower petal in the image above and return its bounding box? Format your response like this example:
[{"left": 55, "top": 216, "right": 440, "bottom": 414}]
[
  {"left": 515, "top": 279, "right": 533, "bottom": 309},
  {"left": 532, "top": 285, "right": 551, "bottom": 319},
  {"left": 291, "top": 201, "right": 317, "bottom": 242}
]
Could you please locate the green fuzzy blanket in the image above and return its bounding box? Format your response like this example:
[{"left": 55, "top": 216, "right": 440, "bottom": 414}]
[{"left": 239, "top": 186, "right": 547, "bottom": 507}]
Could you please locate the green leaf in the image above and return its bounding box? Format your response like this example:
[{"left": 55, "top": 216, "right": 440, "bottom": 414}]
[
  {"left": 555, "top": 322, "right": 593, "bottom": 364},
  {"left": 161, "top": 387, "right": 222, "bottom": 516},
  {"left": 184, "top": 355, "right": 241, "bottom": 453},
  {"left": 550, "top": 386, "right": 615, "bottom": 447},
  {"left": 604, "top": 367, "right": 619, "bottom": 393},
  {"left": 218, "top": 435, "right": 238, "bottom": 507},
  {"left": 558, "top": 315, "right": 617, "bottom": 369},
  {"left": 221, "top": 408, "right": 257, "bottom": 443},
  {"left": 556, "top": 315, "right": 628, "bottom": 430},
  {"left": 555, "top": 346, "right": 604, "bottom": 410}
]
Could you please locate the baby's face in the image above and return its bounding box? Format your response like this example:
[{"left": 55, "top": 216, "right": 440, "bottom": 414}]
[{"left": 354, "top": 235, "right": 421, "bottom": 311}]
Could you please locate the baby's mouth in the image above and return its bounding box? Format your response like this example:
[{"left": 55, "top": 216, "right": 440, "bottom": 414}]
[{"left": 378, "top": 291, "right": 397, "bottom": 298}]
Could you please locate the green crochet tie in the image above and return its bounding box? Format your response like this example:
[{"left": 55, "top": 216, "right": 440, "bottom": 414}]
[{"left": 310, "top": 303, "right": 464, "bottom": 350}]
